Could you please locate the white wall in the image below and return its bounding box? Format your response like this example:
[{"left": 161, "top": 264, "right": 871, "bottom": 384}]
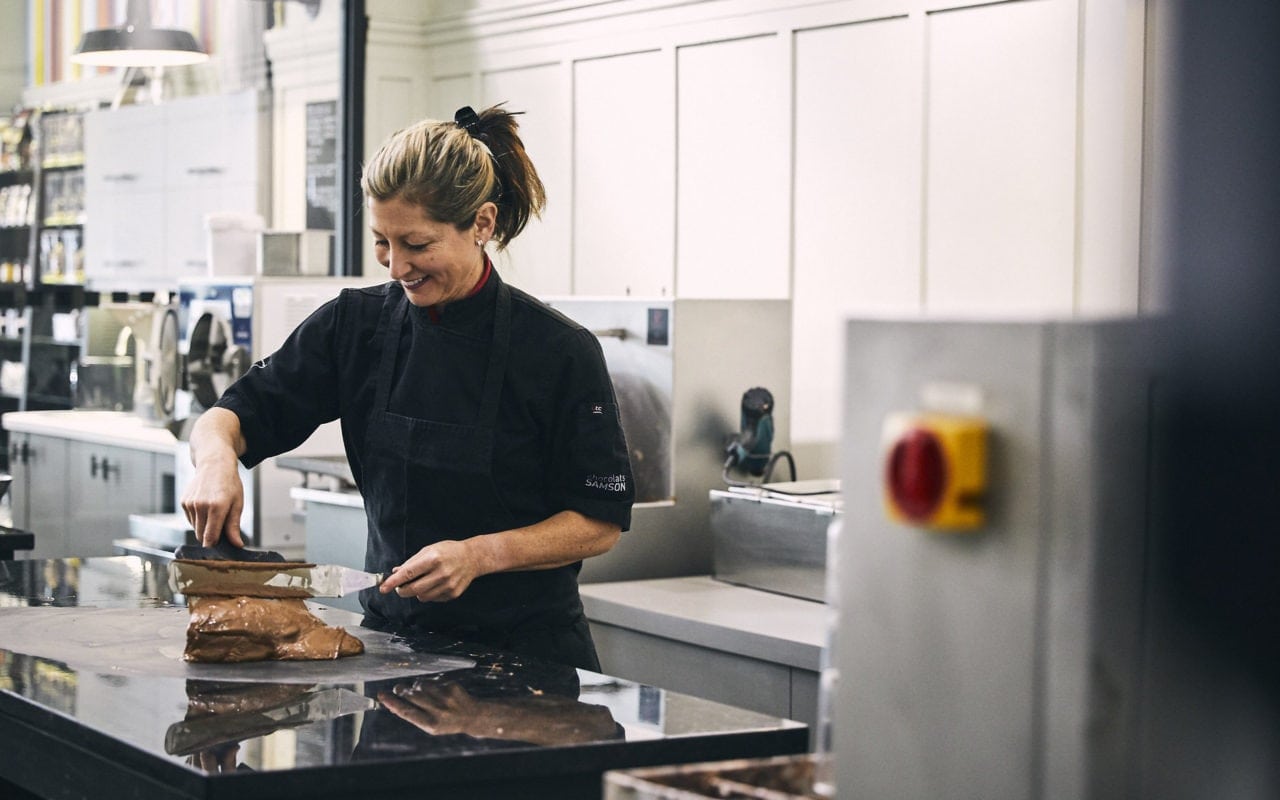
[
  {"left": 263, "top": 1, "right": 343, "bottom": 232},
  {"left": 12, "top": 0, "right": 1148, "bottom": 473},
  {"left": 361, "top": 0, "right": 1149, "bottom": 477}
]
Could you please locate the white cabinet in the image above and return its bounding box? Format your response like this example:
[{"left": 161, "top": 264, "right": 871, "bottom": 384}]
[
  {"left": 675, "top": 35, "right": 789, "bottom": 300},
  {"left": 84, "top": 101, "right": 165, "bottom": 193},
  {"left": 84, "top": 90, "right": 267, "bottom": 291},
  {"left": 66, "top": 441, "right": 166, "bottom": 557},
  {"left": 7, "top": 432, "right": 70, "bottom": 560},
  {"left": 4, "top": 412, "right": 177, "bottom": 559},
  {"left": 481, "top": 65, "right": 572, "bottom": 297},
  {"left": 791, "top": 17, "right": 921, "bottom": 446},
  {"left": 924, "top": 0, "right": 1078, "bottom": 315},
  {"left": 83, "top": 102, "right": 165, "bottom": 284},
  {"left": 573, "top": 50, "right": 675, "bottom": 297}
]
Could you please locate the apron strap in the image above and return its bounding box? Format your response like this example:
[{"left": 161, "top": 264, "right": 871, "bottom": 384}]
[
  {"left": 371, "top": 283, "right": 406, "bottom": 414},
  {"left": 477, "top": 282, "right": 512, "bottom": 426}
]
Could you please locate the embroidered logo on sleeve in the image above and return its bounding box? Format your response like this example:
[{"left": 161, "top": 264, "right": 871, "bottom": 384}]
[
  {"left": 584, "top": 473, "right": 628, "bottom": 492},
  {"left": 591, "top": 404, "right": 604, "bottom": 414}
]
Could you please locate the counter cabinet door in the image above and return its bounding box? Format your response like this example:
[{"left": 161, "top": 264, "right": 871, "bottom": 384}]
[
  {"left": 8, "top": 432, "right": 71, "bottom": 559},
  {"left": 66, "top": 442, "right": 160, "bottom": 557}
]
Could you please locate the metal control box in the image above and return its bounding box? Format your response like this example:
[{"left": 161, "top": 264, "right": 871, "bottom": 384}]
[
  {"left": 710, "top": 483, "right": 840, "bottom": 602},
  {"left": 829, "top": 318, "right": 1163, "bottom": 799}
]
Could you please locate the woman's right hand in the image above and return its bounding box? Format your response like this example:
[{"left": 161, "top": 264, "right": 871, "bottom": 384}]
[
  {"left": 181, "top": 407, "right": 250, "bottom": 547},
  {"left": 181, "top": 458, "right": 246, "bottom": 547}
]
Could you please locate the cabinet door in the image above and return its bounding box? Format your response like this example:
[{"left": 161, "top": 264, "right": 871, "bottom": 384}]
[
  {"left": 676, "top": 35, "right": 789, "bottom": 299},
  {"left": 67, "top": 441, "right": 159, "bottom": 556},
  {"left": 163, "top": 92, "right": 263, "bottom": 282},
  {"left": 85, "top": 189, "right": 166, "bottom": 290},
  {"left": 164, "top": 90, "right": 260, "bottom": 189},
  {"left": 924, "top": 0, "right": 1077, "bottom": 314},
  {"left": 482, "top": 65, "right": 570, "bottom": 296},
  {"left": 164, "top": 181, "right": 223, "bottom": 279},
  {"left": 85, "top": 102, "right": 167, "bottom": 289},
  {"left": 573, "top": 50, "right": 675, "bottom": 297},
  {"left": 84, "top": 104, "right": 166, "bottom": 195},
  {"left": 10, "top": 433, "right": 70, "bottom": 559}
]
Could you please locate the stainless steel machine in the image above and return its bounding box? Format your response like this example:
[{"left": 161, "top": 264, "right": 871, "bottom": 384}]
[
  {"left": 76, "top": 298, "right": 180, "bottom": 424},
  {"left": 545, "top": 297, "right": 792, "bottom": 583},
  {"left": 824, "top": 318, "right": 1164, "bottom": 799},
  {"left": 124, "top": 276, "right": 366, "bottom": 555},
  {"left": 709, "top": 481, "right": 839, "bottom": 602}
]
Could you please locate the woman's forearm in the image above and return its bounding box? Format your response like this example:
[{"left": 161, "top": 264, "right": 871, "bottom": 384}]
[
  {"left": 187, "top": 407, "right": 248, "bottom": 467},
  {"left": 469, "top": 510, "right": 621, "bottom": 574}
]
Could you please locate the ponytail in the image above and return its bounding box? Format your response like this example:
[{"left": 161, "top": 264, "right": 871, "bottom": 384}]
[{"left": 361, "top": 103, "right": 546, "bottom": 250}]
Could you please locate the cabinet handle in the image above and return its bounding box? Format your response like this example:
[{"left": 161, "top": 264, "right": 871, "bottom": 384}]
[
  {"left": 185, "top": 166, "right": 225, "bottom": 176},
  {"left": 91, "top": 455, "right": 120, "bottom": 482},
  {"left": 103, "top": 173, "right": 138, "bottom": 183},
  {"left": 104, "top": 259, "right": 140, "bottom": 268}
]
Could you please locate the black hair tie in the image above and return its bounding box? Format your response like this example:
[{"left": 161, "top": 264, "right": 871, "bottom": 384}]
[{"left": 454, "top": 106, "right": 482, "bottom": 137}]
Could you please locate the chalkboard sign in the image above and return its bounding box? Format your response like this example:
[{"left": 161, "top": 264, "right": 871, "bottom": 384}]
[{"left": 306, "top": 100, "right": 338, "bottom": 230}]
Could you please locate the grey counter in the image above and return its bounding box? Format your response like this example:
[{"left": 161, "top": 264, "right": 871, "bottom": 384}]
[{"left": 580, "top": 577, "right": 827, "bottom": 734}]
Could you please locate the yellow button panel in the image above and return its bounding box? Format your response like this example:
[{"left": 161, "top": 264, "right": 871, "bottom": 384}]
[{"left": 882, "top": 412, "right": 988, "bottom": 531}]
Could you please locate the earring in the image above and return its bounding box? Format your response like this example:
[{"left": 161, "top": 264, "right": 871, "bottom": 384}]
[{"left": 476, "top": 239, "right": 485, "bottom": 247}]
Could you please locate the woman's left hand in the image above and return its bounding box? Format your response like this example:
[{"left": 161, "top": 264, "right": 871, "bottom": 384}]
[{"left": 379, "top": 540, "right": 481, "bottom": 602}]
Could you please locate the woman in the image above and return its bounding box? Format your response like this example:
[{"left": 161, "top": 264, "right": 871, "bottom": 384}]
[{"left": 181, "top": 105, "right": 635, "bottom": 671}]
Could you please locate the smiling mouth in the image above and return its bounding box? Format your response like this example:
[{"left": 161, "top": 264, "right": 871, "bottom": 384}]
[{"left": 401, "top": 276, "right": 428, "bottom": 289}]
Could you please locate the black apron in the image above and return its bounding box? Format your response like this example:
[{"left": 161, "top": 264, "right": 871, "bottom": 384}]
[{"left": 359, "top": 284, "right": 600, "bottom": 671}]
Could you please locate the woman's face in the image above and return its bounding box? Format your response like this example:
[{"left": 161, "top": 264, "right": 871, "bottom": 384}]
[{"left": 368, "top": 195, "right": 494, "bottom": 308}]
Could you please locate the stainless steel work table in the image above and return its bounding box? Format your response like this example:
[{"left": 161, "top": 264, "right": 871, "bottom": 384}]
[{"left": 0, "top": 557, "right": 806, "bottom": 800}]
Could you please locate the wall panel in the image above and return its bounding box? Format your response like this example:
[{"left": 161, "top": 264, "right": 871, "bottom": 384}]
[
  {"left": 482, "top": 63, "right": 572, "bottom": 295},
  {"left": 573, "top": 49, "right": 675, "bottom": 297},
  {"left": 676, "top": 35, "right": 789, "bottom": 299},
  {"left": 360, "top": 0, "right": 1143, "bottom": 467},
  {"left": 792, "top": 15, "right": 920, "bottom": 445},
  {"left": 924, "top": 0, "right": 1078, "bottom": 316},
  {"left": 428, "top": 74, "right": 476, "bottom": 121}
]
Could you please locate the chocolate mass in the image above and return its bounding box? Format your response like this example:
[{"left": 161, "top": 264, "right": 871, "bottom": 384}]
[{"left": 184, "top": 596, "right": 365, "bottom": 663}]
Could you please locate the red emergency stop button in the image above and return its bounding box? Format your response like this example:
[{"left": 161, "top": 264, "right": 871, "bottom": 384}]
[
  {"left": 882, "top": 412, "right": 988, "bottom": 531},
  {"left": 886, "top": 428, "right": 947, "bottom": 521}
]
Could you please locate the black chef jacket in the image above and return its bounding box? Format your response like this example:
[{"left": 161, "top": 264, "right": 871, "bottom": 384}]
[{"left": 215, "top": 269, "right": 634, "bottom": 664}]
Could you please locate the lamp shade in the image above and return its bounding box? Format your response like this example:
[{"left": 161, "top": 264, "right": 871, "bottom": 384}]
[{"left": 73, "top": 24, "right": 208, "bottom": 67}]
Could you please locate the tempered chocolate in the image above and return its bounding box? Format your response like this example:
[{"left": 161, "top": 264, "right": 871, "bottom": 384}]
[{"left": 184, "top": 596, "right": 365, "bottom": 663}]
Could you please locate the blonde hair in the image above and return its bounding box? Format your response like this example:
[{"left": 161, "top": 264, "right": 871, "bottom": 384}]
[{"left": 361, "top": 104, "right": 546, "bottom": 250}]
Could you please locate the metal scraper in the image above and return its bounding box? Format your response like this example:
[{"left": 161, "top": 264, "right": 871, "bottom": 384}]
[{"left": 169, "top": 560, "right": 384, "bottom": 598}]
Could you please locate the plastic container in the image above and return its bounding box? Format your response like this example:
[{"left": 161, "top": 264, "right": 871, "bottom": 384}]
[{"left": 205, "top": 212, "right": 264, "bottom": 276}]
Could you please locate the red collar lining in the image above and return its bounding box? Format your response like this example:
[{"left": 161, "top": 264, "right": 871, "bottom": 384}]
[{"left": 427, "top": 256, "right": 492, "bottom": 323}]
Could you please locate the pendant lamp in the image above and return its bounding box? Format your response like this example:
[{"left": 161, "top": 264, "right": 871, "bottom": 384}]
[{"left": 72, "top": 0, "right": 208, "bottom": 68}]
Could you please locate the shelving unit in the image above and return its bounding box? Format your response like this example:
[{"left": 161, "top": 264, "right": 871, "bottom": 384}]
[
  {"left": 0, "top": 283, "right": 99, "bottom": 474},
  {"left": 0, "top": 109, "right": 35, "bottom": 284},
  {"left": 0, "top": 108, "right": 92, "bottom": 472},
  {"left": 33, "top": 109, "right": 86, "bottom": 286},
  {"left": 1, "top": 110, "right": 37, "bottom": 474}
]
